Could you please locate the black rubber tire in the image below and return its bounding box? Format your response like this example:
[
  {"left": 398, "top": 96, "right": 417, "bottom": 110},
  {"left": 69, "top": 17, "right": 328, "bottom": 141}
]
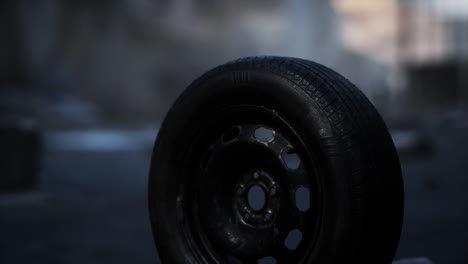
[{"left": 149, "top": 56, "right": 404, "bottom": 264}]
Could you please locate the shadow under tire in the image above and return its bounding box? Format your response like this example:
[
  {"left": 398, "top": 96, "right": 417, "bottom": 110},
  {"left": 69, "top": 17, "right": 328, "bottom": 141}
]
[{"left": 149, "top": 56, "right": 404, "bottom": 264}]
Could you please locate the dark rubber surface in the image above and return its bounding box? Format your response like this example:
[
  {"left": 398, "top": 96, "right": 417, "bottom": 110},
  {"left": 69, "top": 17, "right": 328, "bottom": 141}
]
[{"left": 149, "top": 56, "right": 404, "bottom": 264}]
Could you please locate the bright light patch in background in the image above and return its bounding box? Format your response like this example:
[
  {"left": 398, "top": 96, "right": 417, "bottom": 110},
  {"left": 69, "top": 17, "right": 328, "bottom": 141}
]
[
  {"left": 331, "top": 0, "right": 468, "bottom": 64},
  {"left": 331, "top": 0, "right": 400, "bottom": 64},
  {"left": 431, "top": 0, "right": 468, "bottom": 21},
  {"left": 44, "top": 129, "right": 158, "bottom": 152}
]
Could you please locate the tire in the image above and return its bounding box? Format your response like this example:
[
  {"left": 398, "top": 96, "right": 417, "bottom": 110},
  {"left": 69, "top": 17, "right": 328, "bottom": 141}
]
[{"left": 148, "top": 56, "right": 404, "bottom": 264}]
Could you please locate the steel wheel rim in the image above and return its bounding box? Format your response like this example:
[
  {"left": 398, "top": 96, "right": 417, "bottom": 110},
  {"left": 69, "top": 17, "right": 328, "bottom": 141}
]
[{"left": 174, "top": 105, "right": 323, "bottom": 263}]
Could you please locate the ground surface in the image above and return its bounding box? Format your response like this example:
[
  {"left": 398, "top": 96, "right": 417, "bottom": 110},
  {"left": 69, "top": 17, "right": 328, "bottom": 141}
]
[{"left": 0, "top": 114, "right": 467, "bottom": 264}]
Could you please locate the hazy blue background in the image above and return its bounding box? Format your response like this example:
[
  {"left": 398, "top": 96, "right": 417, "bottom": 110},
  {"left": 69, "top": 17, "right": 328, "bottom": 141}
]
[{"left": 1, "top": 0, "right": 467, "bottom": 263}]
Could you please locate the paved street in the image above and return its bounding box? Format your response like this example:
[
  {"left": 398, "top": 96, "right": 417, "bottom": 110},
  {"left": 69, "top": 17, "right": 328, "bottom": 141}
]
[
  {"left": 0, "top": 149, "right": 159, "bottom": 264},
  {"left": 394, "top": 114, "right": 468, "bottom": 263},
  {"left": 0, "top": 115, "right": 467, "bottom": 263}
]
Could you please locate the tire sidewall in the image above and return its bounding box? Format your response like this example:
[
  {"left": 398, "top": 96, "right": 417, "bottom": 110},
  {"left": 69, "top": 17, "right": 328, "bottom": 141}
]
[{"left": 150, "top": 68, "right": 373, "bottom": 263}]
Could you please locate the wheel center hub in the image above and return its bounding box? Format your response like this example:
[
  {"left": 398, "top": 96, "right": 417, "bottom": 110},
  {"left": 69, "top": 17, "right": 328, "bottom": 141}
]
[
  {"left": 235, "top": 169, "right": 280, "bottom": 226},
  {"left": 247, "top": 184, "right": 266, "bottom": 211}
]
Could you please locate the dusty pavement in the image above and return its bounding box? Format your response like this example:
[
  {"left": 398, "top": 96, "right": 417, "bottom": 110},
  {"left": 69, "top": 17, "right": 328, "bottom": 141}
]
[
  {"left": 0, "top": 114, "right": 467, "bottom": 264},
  {"left": 394, "top": 112, "right": 468, "bottom": 263}
]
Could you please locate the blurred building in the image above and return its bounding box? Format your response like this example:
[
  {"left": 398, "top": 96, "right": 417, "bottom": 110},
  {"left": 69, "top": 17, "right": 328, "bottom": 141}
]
[
  {"left": 333, "top": 0, "right": 468, "bottom": 112},
  {"left": 1, "top": 0, "right": 467, "bottom": 126}
]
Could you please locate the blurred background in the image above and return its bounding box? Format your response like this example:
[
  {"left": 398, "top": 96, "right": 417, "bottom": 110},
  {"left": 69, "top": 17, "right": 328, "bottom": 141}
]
[{"left": 0, "top": 0, "right": 467, "bottom": 263}]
